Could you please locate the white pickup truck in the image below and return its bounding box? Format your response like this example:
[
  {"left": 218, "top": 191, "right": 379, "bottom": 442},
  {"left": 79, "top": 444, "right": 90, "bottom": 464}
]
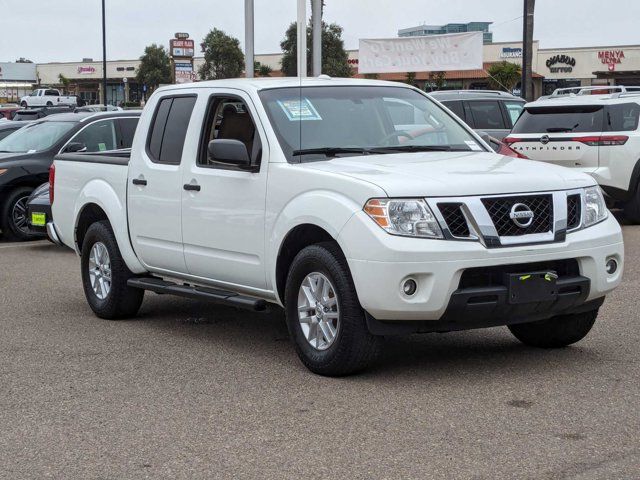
[
  {"left": 49, "top": 78, "right": 624, "bottom": 375},
  {"left": 20, "top": 88, "right": 77, "bottom": 108}
]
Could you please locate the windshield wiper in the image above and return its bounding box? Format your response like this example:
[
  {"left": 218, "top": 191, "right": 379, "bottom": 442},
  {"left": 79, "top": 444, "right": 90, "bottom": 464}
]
[
  {"left": 292, "top": 147, "right": 371, "bottom": 157},
  {"left": 546, "top": 123, "right": 579, "bottom": 133}
]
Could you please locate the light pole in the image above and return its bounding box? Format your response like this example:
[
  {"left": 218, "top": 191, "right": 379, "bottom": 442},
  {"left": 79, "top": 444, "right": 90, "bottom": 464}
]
[
  {"left": 521, "top": 0, "right": 535, "bottom": 101},
  {"left": 297, "top": 0, "right": 307, "bottom": 77},
  {"left": 311, "top": 0, "right": 322, "bottom": 76},
  {"left": 245, "top": 0, "right": 254, "bottom": 78},
  {"left": 101, "top": 0, "right": 108, "bottom": 105}
]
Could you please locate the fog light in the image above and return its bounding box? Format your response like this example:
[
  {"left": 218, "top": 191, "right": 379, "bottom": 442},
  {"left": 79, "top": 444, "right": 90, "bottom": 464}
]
[
  {"left": 402, "top": 279, "right": 417, "bottom": 296},
  {"left": 606, "top": 258, "right": 618, "bottom": 275}
]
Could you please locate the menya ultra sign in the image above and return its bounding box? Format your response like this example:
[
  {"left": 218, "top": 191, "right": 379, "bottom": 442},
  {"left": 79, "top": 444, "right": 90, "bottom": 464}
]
[
  {"left": 546, "top": 54, "right": 576, "bottom": 73},
  {"left": 598, "top": 50, "right": 625, "bottom": 64},
  {"left": 358, "top": 32, "right": 482, "bottom": 74}
]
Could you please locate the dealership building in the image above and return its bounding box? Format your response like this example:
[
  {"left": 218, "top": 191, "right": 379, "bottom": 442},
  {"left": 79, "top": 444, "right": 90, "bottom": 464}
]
[{"left": 2, "top": 41, "right": 640, "bottom": 104}]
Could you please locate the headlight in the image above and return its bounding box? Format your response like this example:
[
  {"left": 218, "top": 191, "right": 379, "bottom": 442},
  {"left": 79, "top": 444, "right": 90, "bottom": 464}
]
[
  {"left": 583, "top": 186, "right": 608, "bottom": 227},
  {"left": 364, "top": 198, "right": 443, "bottom": 238}
]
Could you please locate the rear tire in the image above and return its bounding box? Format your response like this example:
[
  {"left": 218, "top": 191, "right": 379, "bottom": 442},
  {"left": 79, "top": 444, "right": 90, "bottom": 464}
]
[
  {"left": 508, "top": 309, "right": 598, "bottom": 348},
  {"left": 46, "top": 101, "right": 53, "bottom": 107},
  {"left": 623, "top": 186, "right": 640, "bottom": 224},
  {"left": 20, "top": 101, "right": 27, "bottom": 107},
  {"left": 284, "top": 242, "right": 381, "bottom": 376},
  {"left": 0, "top": 187, "right": 35, "bottom": 241},
  {"left": 81, "top": 221, "right": 143, "bottom": 319}
]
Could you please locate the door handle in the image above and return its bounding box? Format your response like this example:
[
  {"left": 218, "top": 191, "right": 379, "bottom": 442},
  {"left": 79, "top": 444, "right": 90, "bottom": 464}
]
[
  {"left": 183, "top": 183, "right": 201, "bottom": 192},
  {"left": 132, "top": 178, "right": 147, "bottom": 186}
]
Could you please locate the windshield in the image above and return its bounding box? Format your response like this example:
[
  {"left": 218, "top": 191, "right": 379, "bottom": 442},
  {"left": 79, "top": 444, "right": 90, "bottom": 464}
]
[
  {"left": 0, "top": 121, "right": 76, "bottom": 153},
  {"left": 259, "top": 86, "right": 484, "bottom": 162}
]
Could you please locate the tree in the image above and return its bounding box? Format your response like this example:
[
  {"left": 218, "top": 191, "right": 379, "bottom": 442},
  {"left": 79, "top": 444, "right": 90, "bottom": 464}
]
[
  {"left": 255, "top": 62, "right": 273, "bottom": 77},
  {"left": 199, "top": 28, "right": 244, "bottom": 80},
  {"left": 15, "top": 57, "right": 33, "bottom": 63},
  {"left": 427, "top": 71, "right": 447, "bottom": 91},
  {"left": 487, "top": 61, "right": 522, "bottom": 92},
  {"left": 136, "top": 44, "right": 171, "bottom": 91},
  {"left": 58, "top": 74, "right": 71, "bottom": 89},
  {"left": 280, "top": 21, "right": 351, "bottom": 77},
  {"left": 404, "top": 72, "right": 416, "bottom": 86}
]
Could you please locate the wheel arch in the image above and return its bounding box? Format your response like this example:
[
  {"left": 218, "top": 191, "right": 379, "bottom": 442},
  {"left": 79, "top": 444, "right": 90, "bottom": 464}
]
[{"left": 274, "top": 223, "right": 344, "bottom": 305}]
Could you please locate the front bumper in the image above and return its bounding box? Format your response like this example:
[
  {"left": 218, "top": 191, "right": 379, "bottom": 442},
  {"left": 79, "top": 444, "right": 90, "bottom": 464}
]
[{"left": 339, "top": 211, "right": 623, "bottom": 321}]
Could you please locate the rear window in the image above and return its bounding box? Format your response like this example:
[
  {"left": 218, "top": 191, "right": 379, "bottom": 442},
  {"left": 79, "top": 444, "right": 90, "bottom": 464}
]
[
  {"left": 606, "top": 103, "right": 640, "bottom": 132},
  {"left": 467, "top": 101, "right": 506, "bottom": 130},
  {"left": 512, "top": 105, "right": 604, "bottom": 134},
  {"left": 147, "top": 95, "right": 196, "bottom": 164}
]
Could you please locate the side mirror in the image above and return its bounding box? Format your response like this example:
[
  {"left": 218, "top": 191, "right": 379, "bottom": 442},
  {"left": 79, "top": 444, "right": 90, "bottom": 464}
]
[
  {"left": 208, "top": 139, "right": 251, "bottom": 168},
  {"left": 64, "top": 142, "right": 86, "bottom": 153},
  {"left": 476, "top": 131, "right": 492, "bottom": 146}
]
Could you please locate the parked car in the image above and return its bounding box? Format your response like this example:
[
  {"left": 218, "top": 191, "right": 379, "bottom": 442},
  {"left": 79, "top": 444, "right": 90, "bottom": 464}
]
[
  {"left": 0, "top": 120, "right": 30, "bottom": 141},
  {"left": 0, "top": 111, "right": 140, "bottom": 240},
  {"left": 20, "top": 88, "right": 78, "bottom": 108},
  {"left": 488, "top": 135, "right": 527, "bottom": 158},
  {"left": 504, "top": 86, "right": 640, "bottom": 222},
  {"left": 24, "top": 182, "right": 50, "bottom": 238},
  {"left": 49, "top": 78, "right": 623, "bottom": 376},
  {"left": 11, "top": 105, "right": 75, "bottom": 122},
  {"left": 0, "top": 103, "right": 20, "bottom": 120},
  {"left": 429, "top": 90, "right": 525, "bottom": 140}
]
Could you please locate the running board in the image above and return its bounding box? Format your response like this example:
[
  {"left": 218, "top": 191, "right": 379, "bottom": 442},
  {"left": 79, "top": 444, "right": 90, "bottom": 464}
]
[{"left": 127, "top": 277, "right": 268, "bottom": 312}]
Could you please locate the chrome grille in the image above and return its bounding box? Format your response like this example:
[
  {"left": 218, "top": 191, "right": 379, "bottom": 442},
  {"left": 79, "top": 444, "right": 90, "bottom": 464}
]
[
  {"left": 567, "top": 194, "right": 581, "bottom": 230},
  {"left": 438, "top": 203, "right": 470, "bottom": 237},
  {"left": 481, "top": 195, "right": 553, "bottom": 237}
]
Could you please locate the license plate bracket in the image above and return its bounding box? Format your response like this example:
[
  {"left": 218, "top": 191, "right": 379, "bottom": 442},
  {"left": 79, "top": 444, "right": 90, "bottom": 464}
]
[{"left": 506, "top": 271, "right": 558, "bottom": 304}]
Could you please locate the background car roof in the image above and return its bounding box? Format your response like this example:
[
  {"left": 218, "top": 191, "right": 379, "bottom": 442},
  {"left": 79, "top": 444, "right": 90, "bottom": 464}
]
[
  {"left": 41, "top": 110, "right": 142, "bottom": 123},
  {"left": 429, "top": 90, "right": 525, "bottom": 101}
]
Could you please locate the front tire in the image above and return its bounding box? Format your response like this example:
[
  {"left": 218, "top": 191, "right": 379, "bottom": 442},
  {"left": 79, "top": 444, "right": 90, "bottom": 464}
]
[
  {"left": 0, "top": 187, "right": 34, "bottom": 241},
  {"left": 623, "top": 186, "right": 640, "bottom": 224},
  {"left": 284, "top": 242, "right": 381, "bottom": 376},
  {"left": 81, "top": 221, "right": 143, "bottom": 319},
  {"left": 508, "top": 309, "right": 598, "bottom": 348}
]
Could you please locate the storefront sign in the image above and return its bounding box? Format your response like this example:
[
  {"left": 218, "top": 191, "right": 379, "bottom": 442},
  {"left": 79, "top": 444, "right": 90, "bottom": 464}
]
[
  {"left": 500, "top": 47, "right": 522, "bottom": 59},
  {"left": 77, "top": 66, "right": 96, "bottom": 75},
  {"left": 175, "top": 32, "right": 190, "bottom": 39},
  {"left": 546, "top": 54, "right": 576, "bottom": 73},
  {"left": 170, "top": 39, "right": 195, "bottom": 58},
  {"left": 174, "top": 62, "right": 195, "bottom": 84},
  {"left": 0, "top": 62, "right": 37, "bottom": 81},
  {"left": 598, "top": 50, "right": 625, "bottom": 65},
  {"left": 359, "top": 32, "right": 483, "bottom": 74}
]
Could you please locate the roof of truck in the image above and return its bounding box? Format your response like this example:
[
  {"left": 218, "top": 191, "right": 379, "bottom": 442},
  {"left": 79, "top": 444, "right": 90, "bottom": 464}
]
[{"left": 155, "top": 77, "right": 416, "bottom": 94}]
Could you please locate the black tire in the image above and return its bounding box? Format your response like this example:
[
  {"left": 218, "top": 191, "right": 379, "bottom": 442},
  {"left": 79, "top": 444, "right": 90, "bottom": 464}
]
[
  {"left": 508, "top": 309, "right": 598, "bottom": 348},
  {"left": 623, "top": 187, "right": 640, "bottom": 224},
  {"left": 284, "top": 241, "right": 381, "bottom": 376},
  {"left": 46, "top": 101, "right": 53, "bottom": 107},
  {"left": 20, "top": 101, "right": 27, "bottom": 107},
  {"left": 81, "top": 221, "right": 143, "bottom": 319},
  {"left": 0, "top": 186, "right": 34, "bottom": 241}
]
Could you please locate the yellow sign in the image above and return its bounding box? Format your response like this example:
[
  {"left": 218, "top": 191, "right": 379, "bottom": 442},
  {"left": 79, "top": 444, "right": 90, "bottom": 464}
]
[{"left": 31, "top": 212, "right": 46, "bottom": 226}]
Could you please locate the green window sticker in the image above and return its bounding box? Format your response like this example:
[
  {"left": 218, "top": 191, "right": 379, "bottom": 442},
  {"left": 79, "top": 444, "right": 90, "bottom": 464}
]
[
  {"left": 98, "top": 142, "right": 107, "bottom": 151},
  {"left": 277, "top": 98, "right": 322, "bottom": 121}
]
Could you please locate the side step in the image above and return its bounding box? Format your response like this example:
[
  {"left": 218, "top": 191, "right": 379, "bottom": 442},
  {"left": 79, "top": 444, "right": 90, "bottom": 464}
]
[{"left": 127, "top": 277, "right": 268, "bottom": 312}]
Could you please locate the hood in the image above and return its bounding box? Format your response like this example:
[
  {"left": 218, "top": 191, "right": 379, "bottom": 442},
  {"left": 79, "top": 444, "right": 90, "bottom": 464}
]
[
  {"left": 0, "top": 152, "right": 34, "bottom": 164},
  {"left": 303, "top": 151, "right": 594, "bottom": 197}
]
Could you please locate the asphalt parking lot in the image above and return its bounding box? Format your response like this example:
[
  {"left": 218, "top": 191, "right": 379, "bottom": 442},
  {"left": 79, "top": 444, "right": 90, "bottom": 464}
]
[{"left": 0, "top": 226, "right": 638, "bottom": 480}]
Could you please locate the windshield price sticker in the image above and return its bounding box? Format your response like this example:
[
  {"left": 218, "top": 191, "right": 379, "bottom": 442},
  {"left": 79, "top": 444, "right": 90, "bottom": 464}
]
[
  {"left": 277, "top": 98, "right": 322, "bottom": 121},
  {"left": 465, "top": 140, "right": 482, "bottom": 151}
]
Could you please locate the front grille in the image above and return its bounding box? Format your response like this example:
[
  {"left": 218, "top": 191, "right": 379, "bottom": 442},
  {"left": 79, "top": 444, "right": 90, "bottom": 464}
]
[
  {"left": 567, "top": 194, "right": 581, "bottom": 230},
  {"left": 482, "top": 195, "right": 553, "bottom": 237},
  {"left": 438, "top": 203, "right": 470, "bottom": 237}
]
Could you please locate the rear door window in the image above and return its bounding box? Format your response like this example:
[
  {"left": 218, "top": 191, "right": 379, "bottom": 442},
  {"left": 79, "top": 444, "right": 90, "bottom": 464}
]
[
  {"left": 71, "top": 119, "right": 118, "bottom": 152},
  {"left": 147, "top": 95, "right": 196, "bottom": 164},
  {"left": 117, "top": 117, "right": 139, "bottom": 148},
  {"left": 605, "top": 103, "right": 640, "bottom": 132},
  {"left": 467, "top": 101, "right": 507, "bottom": 130},
  {"left": 511, "top": 106, "right": 604, "bottom": 134},
  {"left": 442, "top": 100, "right": 465, "bottom": 121},
  {"left": 503, "top": 101, "right": 525, "bottom": 127}
]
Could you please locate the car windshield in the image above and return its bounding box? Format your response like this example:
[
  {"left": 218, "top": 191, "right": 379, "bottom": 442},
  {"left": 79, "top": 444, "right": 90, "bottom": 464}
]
[
  {"left": 259, "top": 86, "right": 484, "bottom": 162},
  {"left": 0, "top": 121, "right": 76, "bottom": 153}
]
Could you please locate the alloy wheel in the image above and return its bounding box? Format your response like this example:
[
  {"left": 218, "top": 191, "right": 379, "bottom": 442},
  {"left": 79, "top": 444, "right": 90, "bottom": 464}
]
[
  {"left": 88, "top": 242, "right": 112, "bottom": 300},
  {"left": 297, "top": 272, "right": 340, "bottom": 350}
]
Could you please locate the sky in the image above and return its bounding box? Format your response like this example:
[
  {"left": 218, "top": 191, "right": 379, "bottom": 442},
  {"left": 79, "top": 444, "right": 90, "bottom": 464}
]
[{"left": 0, "top": 0, "right": 639, "bottom": 63}]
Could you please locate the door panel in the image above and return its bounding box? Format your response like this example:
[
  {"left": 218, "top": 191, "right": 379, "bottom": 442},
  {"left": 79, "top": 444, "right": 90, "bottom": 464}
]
[
  {"left": 181, "top": 92, "right": 268, "bottom": 290},
  {"left": 128, "top": 95, "right": 196, "bottom": 273}
]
